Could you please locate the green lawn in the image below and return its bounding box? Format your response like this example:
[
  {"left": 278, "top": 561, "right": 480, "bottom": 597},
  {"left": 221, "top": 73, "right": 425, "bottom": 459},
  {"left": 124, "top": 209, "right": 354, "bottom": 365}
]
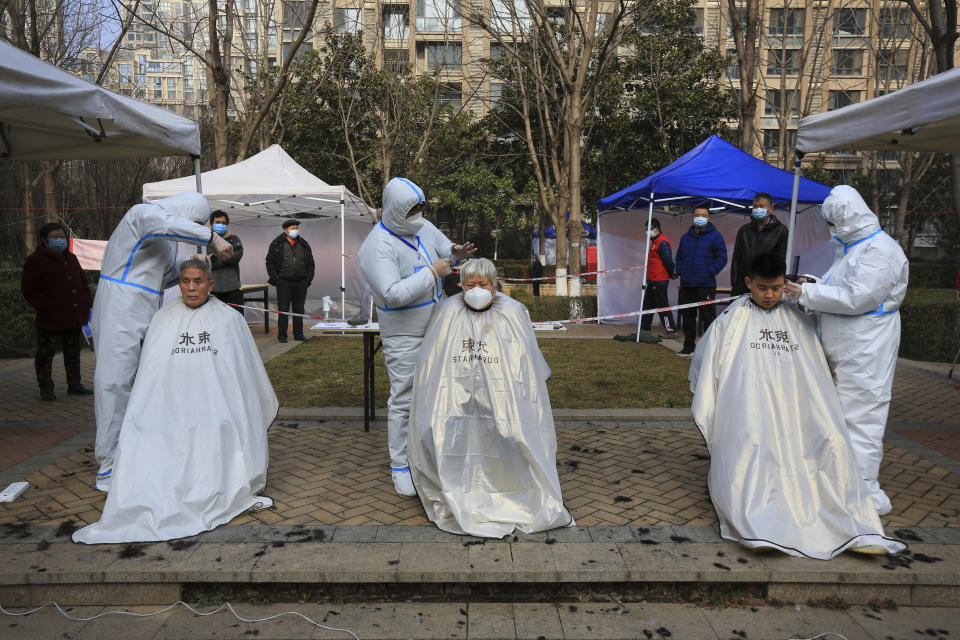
[{"left": 265, "top": 336, "right": 693, "bottom": 409}]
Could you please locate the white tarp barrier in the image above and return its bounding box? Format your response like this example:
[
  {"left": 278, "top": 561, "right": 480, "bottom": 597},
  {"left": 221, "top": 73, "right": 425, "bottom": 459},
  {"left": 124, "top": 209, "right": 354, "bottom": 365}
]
[
  {"left": 69, "top": 238, "right": 108, "bottom": 271},
  {"left": 0, "top": 40, "right": 199, "bottom": 160},
  {"left": 597, "top": 207, "right": 831, "bottom": 325}
]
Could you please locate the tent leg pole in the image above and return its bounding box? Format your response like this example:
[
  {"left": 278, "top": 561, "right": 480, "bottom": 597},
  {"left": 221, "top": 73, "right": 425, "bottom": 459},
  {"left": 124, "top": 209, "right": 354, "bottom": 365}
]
[
  {"left": 785, "top": 153, "right": 803, "bottom": 274},
  {"left": 635, "top": 193, "right": 654, "bottom": 342},
  {"left": 193, "top": 155, "right": 206, "bottom": 256},
  {"left": 340, "top": 186, "right": 346, "bottom": 321}
]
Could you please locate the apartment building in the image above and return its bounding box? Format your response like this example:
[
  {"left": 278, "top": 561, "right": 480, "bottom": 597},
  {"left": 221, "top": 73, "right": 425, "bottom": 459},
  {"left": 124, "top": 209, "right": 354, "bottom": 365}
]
[
  {"left": 695, "top": 0, "right": 931, "bottom": 185},
  {"left": 82, "top": 0, "right": 947, "bottom": 186}
]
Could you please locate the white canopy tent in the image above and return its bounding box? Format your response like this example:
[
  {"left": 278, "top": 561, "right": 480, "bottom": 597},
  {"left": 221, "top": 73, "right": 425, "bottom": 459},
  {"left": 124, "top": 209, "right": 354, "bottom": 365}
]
[
  {"left": 142, "top": 145, "right": 376, "bottom": 321},
  {"left": 0, "top": 39, "right": 200, "bottom": 162},
  {"left": 786, "top": 66, "right": 960, "bottom": 265}
]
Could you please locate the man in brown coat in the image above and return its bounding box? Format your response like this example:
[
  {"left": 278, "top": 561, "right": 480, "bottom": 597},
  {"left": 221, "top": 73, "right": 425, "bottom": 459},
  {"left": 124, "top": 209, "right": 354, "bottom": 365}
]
[{"left": 21, "top": 222, "right": 94, "bottom": 401}]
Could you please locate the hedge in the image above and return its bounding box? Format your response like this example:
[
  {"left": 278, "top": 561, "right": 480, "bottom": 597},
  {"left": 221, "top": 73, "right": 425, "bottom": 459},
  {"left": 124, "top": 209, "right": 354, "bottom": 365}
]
[
  {"left": 509, "top": 289, "right": 597, "bottom": 322},
  {"left": 899, "top": 289, "right": 959, "bottom": 362},
  {"left": 909, "top": 262, "right": 959, "bottom": 289},
  {"left": 495, "top": 259, "right": 556, "bottom": 280}
]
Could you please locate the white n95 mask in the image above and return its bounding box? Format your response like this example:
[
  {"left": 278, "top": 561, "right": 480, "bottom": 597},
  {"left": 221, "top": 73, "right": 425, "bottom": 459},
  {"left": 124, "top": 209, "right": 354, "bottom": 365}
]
[{"left": 464, "top": 287, "right": 493, "bottom": 310}]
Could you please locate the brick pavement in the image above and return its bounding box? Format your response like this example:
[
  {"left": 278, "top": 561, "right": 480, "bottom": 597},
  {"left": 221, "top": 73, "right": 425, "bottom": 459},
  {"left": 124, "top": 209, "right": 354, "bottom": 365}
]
[{"left": 2, "top": 422, "right": 957, "bottom": 530}]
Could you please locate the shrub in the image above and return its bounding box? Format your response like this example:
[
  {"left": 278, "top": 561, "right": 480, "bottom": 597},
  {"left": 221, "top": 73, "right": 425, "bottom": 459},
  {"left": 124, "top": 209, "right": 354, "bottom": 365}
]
[
  {"left": 898, "top": 289, "right": 958, "bottom": 362},
  {"left": 494, "top": 259, "right": 556, "bottom": 280},
  {"left": 0, "top": 284, "right": 38, "bottom": 357},
  {"left": 909, "top": 261, "right": 958, "bottom": 289}
]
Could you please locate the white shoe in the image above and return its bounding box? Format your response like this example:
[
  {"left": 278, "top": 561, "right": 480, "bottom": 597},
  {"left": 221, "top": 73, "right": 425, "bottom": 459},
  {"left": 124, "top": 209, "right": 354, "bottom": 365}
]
[
  {"left": 392, "top": 467, "right": 417, "bottom": 496},
  {"left": 249, "top": 496, "right": 274, "bottom": 512},
  {"left": 95, "top": 468, "right": 112, "bottom": 492}
]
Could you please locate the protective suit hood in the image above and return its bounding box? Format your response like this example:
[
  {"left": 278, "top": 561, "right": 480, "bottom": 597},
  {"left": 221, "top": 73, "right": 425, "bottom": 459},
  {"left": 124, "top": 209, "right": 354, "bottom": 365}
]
[
  {"left": 153, "top": 191, "right": 211, "bottom": 224},
  {"left": 822, "top": 185, "right": 879, "bottom": 243},
  {"left": 381, "top": 177, "right": 425, "bottom": 236}
]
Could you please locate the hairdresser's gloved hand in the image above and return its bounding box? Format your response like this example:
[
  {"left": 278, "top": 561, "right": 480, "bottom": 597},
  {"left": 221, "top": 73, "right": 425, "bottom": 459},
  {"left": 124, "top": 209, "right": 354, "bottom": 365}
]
[
  {"left": 783, "top": 281, "right": 802, "bottom": 299},
  {"left": 210, "top": 233, "right": 233, "bottom": 260}
]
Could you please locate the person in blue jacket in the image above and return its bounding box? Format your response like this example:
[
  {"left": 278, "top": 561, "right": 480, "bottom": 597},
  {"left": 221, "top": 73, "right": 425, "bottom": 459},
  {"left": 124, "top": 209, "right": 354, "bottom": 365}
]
[{"left": 675, "top": 205, "right": 727, "bottom": 356}]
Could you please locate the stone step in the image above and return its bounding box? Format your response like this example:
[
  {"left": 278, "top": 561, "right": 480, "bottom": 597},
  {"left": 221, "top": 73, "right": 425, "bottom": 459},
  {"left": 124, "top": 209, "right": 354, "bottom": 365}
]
[
  {"left": 1, "top": 600, "right": 959, "bottom": 639},
  {"left": 0, "top": 526, "right": 956, "bottom": 609}
]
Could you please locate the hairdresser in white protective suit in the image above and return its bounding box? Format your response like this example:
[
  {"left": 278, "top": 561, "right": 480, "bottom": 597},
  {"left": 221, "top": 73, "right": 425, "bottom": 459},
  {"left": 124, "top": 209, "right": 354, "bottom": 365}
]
[
  {"left": 92, "top": 192, "right": 233, "bottom": 492},
  {"left": 784, "top": 185, "right": 908, "bottom": 516},
  {"left": 357, "top": 177, "right": 476, "bottom": 496}
]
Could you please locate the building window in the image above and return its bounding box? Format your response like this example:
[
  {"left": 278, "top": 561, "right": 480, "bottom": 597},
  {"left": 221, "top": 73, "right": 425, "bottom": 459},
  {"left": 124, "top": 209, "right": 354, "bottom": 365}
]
[
  {"left": 489, "top": 42, "right": 505, "bottom": 60},
  {"left": 877, "top": 49, "right": 908, "bottom": 81},
  {"left": 383, "top": 6, "right": 410, "bottom": 39},
  {"left": 693, "top": 8, "right": 703, "bottom": 35},
  {"left": 490, "top": 82, "right": 504, "bottom": 108},
  {"left": 118, "top": 63, "right": 132, "bottom": 84},
  {"left": 764, "top": 89, "right": 798, "bottom": 116},
  {"left": 767, "top": 48, "right": 800, "bottom": 75},
  {"left": 832, "top": 49, "right": 862, "bottom": 76},
  {"left": 167, "top": 77, "right": 177, "bottom": 99},
  {"left": 829, "top": 89, "right": 860, "bottom": 111},
  {"left": 384, "top": 48, "right": 409, "bottom": 73},
  {"left": 417, "top": 0, "right": 461, "bottom": 32},
  {"left": 147, "top": 60, "right": 162, "bottom": 73},
  {"left": 546, "top": 6, "right": 565, "bottom": 26},
  {"left": 726, "top": 48, "right": 739, "bottom": 79},
  {"left": 490, "top": 0, "right": 530, "bottom": 33},
  {"left": 440, "top": 82, "right": 461, "bottom": 109},
  {"left": 154, "top": 76, "right": 163, "bottom": 100},
  {"left": 184, "top": 75, "right": 194, "bottom": 100},
  {"left": 880, "top": 8, "right": 912, "bottom": 39},
  {"left": 335, "top": 8, "right": 361, "bottom": 34},
  {"left": 834, "top": 8, "right": 867, "bottom": 36},
  {"left": 726, "top": 5, "right": 748, "bottom": 37},
  {"left": 763, "top": 129, "right": 796, "bottom": 155},
  {"left": 426, "top": 42, "right": 461, "bottom": 71},
  {"left": 769, "top": 8, "right": 804, "bottom": 36}
]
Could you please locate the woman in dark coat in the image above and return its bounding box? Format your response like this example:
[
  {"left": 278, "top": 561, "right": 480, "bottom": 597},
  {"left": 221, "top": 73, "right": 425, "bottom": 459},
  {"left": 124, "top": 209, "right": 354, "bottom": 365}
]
[{"left": 21, "top": 222, "right": 94, "bottom": 401}]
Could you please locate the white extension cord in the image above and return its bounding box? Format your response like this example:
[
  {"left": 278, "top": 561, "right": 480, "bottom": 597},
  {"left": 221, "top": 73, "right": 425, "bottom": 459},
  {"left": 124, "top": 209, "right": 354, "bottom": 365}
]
[{"left": 0, "top": 600, "right": 359, "bottom": 639}]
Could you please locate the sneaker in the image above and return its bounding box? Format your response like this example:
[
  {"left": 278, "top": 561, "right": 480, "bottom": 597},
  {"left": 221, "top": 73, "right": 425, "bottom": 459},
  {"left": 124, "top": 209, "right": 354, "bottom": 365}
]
[
  {"left": 677, "top": 348, "right": 695, "bottom": 357},
  {"left": 67, "top": 385, "right": 94, "bottom": 395},
  {"left": 278, "top": 336, "right": 288, "bottom": 343},
  {"left": 391, "top": 467, "right": 417, "bottom": 496},
  {"left": 249, "top": 496, "right": 274, "bottom": 512},
  {"left": 40, "top": 389, "right": 56, "bottom": 401},
  {"left": 294, "top": 335, "right": 308, "bottom": 341}
]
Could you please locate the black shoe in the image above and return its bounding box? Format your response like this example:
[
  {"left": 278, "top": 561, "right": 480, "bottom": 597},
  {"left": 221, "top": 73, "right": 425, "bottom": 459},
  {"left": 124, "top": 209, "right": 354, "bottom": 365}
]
[
  {"left": 294, "top": 335, "right": 308, "bottom": 342},
  {"left": 278, "top": 336, "right": 288, "bottom": 343},
  {"left": 677, "top": 348, "right": 695, "bottom": 357},
  {"left": 67, "top": 385, "right": 94, "bottom": 396},
  {"left": 40, "top": 389, "right": 56, "bottom": 401}
]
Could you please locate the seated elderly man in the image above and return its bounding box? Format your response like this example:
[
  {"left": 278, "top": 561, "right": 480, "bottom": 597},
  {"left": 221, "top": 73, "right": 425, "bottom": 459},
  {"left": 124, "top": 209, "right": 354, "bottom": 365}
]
[
  {"left": 689, "top": 253, "right": 904, "bottom": 559},
  {"left": 408, "top": 258, "right": 573, "bottom": 537},
  {"left": 74, "top": 257, "right": 278, "bottom": 544}
]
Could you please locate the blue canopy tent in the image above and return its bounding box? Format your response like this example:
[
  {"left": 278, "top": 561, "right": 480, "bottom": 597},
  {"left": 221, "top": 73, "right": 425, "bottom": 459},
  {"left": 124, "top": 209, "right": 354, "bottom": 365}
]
[{"left": 596, "top": 135, "right": 832, "bottom": 334}]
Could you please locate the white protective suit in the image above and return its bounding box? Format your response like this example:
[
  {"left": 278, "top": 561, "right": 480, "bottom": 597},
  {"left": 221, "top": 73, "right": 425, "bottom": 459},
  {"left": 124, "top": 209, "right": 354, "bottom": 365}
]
[
  {"left": 74, "top": 295, "right": 277, "bottom": 543},
  {"left": 798, "top": 185, "right": 908, "bottom": 516},
  {"left": 357, "top": 178, "right": 454, "bottom": 470},
  {"left": 92, "top": 192, "right": 212, "bottom": 490},
  {"left": 409, "top": 293, "right": 573, "bottom": 537},
  {"left": 689, "top": 296, "right": 904, "bottom": 558}
]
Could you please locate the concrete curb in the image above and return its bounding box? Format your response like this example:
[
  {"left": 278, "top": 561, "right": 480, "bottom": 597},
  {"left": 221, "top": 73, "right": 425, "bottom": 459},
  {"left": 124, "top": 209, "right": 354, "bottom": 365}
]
[{"left": 276, "top": 407, "right": 696, "bottom": 422}]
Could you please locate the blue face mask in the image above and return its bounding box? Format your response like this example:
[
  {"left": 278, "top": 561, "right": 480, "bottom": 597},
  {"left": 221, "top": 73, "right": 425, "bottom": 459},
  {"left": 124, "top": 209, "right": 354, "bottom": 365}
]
[
  {"left": 751, "top": 207, "right": 768, "bottom": 220},
  {"left": 47, "top": 237, "right": 67, "bottom": 252},
  {"left": 213, "top": 223, "right": 228, "bottom": 235},
  {"left": 693, "top": 216, "right": 708, "bottom": 227},
  {"left": 288, "top": 229, "right": 300, "bottom": 239}
]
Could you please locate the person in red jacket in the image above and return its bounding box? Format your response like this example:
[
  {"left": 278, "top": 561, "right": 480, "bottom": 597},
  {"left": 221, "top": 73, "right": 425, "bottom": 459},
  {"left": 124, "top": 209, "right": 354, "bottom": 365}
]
[
  {"left": 21, "top": 223, "right": 94, "bottom": 401},
  {"left": 640, "top": 218, "right": 677, "bottom": 334}
]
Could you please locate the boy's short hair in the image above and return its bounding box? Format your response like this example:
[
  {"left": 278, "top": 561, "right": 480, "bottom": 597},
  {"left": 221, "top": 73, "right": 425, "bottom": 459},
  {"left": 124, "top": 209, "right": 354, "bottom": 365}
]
[
  {"left": 693, "top": 204, "right": 710, "bottom": 214},
  {"left": 38, "top": 222, "right": 65, "bottom": 242},
  {"left": 748, "top": 252, "right": 786, "bottom": 279},
  {"left": 210, "top": 210, "right": 229, "bottom": 224}
]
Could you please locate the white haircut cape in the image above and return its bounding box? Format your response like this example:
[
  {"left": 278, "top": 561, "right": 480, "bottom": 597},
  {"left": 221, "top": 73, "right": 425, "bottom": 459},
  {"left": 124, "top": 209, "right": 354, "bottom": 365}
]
[
  {"left": 409, "top": 292, "right": 572, "bottom": 537},
  {"left": 688, "top": 296, "right": 903, "bottom": 559},
  {"left": 75, "top": 296, "right": 278, "bottom": 543}
]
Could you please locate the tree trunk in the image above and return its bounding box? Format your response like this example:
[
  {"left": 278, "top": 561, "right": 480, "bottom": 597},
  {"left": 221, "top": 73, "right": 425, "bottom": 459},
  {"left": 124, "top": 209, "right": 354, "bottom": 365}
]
[
  {"left": 41, "top": 162, "right": 57, "bottom": 224},
  {"left": 566, "top": 117, "right": 584, "bottom": 299},
  {"left": 206, "top": 0, "right": 233, "bottom": 168},
  {"left": 728, "top": 0, "right": 759, "bottom": 152},
  {"left": 23, "top": 165, "right": 36, "bottom": 254}
]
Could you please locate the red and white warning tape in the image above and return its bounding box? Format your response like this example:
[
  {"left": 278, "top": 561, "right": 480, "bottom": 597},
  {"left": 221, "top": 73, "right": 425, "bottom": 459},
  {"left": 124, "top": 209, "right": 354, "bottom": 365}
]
[
  {"left": 499, "top": 264, "right": 645, "bottom": 283},
  {"left": 229, "top": 295, "right": 740, "bottom": 327}
]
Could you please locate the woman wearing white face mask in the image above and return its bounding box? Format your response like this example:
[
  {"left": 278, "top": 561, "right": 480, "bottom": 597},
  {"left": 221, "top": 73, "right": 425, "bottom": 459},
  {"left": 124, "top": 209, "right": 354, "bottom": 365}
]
[{"left": 406, "top": 258, "right": 573, "bottom": 537}]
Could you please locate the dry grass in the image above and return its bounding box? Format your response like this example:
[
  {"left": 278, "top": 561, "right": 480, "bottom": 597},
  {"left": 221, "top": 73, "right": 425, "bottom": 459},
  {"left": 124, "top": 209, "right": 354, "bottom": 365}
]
[{"left": 265, "top": 336, "right": 692, "bottom": 409}]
